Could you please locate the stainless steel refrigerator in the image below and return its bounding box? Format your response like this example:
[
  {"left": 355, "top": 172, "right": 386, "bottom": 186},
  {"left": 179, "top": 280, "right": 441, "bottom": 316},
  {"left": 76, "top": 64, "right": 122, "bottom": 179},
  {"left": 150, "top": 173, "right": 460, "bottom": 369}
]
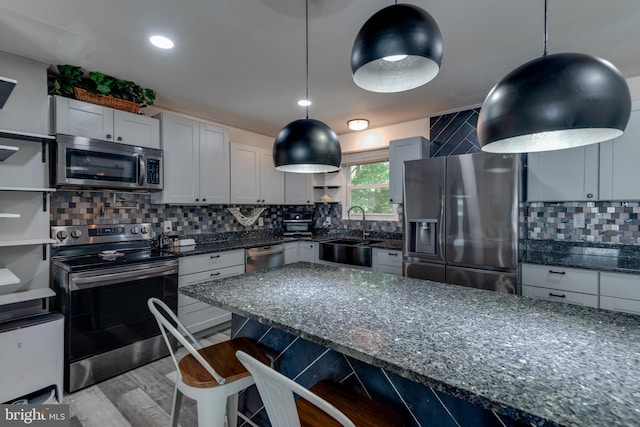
[{"left": 402, "top": 152, "right": 521, "bottom": 294}]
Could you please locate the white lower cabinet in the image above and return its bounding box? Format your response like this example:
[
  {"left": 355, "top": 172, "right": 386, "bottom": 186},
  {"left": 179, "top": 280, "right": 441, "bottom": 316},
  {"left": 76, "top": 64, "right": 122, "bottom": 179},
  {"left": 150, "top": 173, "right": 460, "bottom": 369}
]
[
  {"left": 521, "top": 263, "right": 598, "bottom": 308},
  {"left": 298, "top": 241, "right": 317, "bottom": 263},
  {"left": 0, "top": 313, "right": 64, "bottom": 404},
  {"left": 178, "top": 250, "right": 244, "bottom": 333},
  {"left": 373, "top": 248, "right": 402, "bottom": 275},
  {"left": 284, "top": 242, "right": 299, "bottom": 264},
  {"left": 600, "top": 272, "right": 640, "bottom": 315}
]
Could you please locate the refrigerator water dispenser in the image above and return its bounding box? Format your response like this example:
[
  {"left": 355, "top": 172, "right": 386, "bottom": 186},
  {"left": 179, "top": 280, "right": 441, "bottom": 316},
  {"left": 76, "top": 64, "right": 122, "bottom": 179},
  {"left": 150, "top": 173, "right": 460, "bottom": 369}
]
[{"left": 410, "top": 219, "right": 437, "bottom": 255}]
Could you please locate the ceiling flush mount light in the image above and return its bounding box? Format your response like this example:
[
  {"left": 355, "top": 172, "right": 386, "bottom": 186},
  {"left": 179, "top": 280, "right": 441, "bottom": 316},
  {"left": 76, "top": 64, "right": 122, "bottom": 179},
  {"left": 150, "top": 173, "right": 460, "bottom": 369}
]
[
  {"left": 351, "top": 2, "right": 443, "bottom": 93},
  {"left": 149, "top": 35, "right": 174, "bottom": 49},
  {"left": 347, "top": 119, "right": 369, "bottom": 131},
  {"left": 273, "top": 0, "right": 341, "bottom": 173},
  {"left": 477, "top": 0, "right": 631, "bottom": 153}
]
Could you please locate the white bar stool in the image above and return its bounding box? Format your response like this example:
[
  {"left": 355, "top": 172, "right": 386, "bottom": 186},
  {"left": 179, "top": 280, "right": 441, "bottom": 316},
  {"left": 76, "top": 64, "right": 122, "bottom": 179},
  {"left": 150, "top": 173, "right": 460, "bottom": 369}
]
[
  {"left": 236, "top": 350, "right": 405, "bottom": 427},
  {"left": 148, "top": 298, "right": 270, "bottom": 427}
]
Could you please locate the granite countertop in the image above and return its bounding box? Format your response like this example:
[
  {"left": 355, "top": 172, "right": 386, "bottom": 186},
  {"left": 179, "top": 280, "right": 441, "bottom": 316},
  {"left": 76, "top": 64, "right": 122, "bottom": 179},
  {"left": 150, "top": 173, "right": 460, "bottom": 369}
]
[
  {"left": 522, "top": 241, "right": 640, "bottom": 274},
  {"left": 181, "top": 262, "right": 640, "bottom": 427},
  {"left": 161, "top": 235, "right": 402, "bottom": 256}
]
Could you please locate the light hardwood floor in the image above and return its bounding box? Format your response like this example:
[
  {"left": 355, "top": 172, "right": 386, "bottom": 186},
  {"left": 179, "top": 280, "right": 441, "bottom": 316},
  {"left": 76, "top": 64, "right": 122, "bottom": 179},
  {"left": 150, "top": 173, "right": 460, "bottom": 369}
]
[{"left": 63, "top": 330, "right": 232, "bottom": 427}]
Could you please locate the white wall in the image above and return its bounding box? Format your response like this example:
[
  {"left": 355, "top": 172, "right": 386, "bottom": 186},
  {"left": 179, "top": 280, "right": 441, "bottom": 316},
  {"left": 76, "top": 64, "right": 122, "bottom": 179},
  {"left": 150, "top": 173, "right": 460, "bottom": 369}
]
[
  {"left": 337, "top": 118, "right": 429, "bottom": 153},
  {"left": 626, "top": 75, "right": 640, "bottom": 99}
]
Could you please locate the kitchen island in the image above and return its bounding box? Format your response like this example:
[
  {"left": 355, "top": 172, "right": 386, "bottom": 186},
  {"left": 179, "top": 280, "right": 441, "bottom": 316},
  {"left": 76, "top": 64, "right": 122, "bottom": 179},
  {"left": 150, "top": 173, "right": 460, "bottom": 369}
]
[{"left": 180, "top": 262, "right": 640, "bottom": 427}]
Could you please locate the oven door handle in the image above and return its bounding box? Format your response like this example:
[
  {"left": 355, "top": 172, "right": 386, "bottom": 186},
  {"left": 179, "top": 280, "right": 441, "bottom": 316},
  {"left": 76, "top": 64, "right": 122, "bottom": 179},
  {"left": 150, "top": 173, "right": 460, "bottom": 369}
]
[{"left": 70, "top": 264, "right": 178, "bottom": 291}]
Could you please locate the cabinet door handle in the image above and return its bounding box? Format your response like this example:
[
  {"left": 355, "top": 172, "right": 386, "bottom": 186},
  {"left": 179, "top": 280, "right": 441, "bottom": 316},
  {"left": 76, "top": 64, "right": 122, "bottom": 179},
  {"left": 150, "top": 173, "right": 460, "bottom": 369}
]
[
  {"left": 388, "top": 252, "right": 398, "bottom": 256},
  {"left": 117, "top": 136, "right": 123, "bottom": 141},
  {"left": 549, "top": 292, "right": 566, "bottom": 298},
  {"left": 587, "top": 193, "right": 593, "bottom": 199},
  {"left": 106, "top": 133, "right": 112, "bottom": 139},
  {"left": 210, "top": 272, "right": 220, "bottom": 277},
  {"left": 548, "top": 270, "right": 566, "bottom": 275},
  {"left": 210, "top": 255, "right": 221, "bottom": 259}
]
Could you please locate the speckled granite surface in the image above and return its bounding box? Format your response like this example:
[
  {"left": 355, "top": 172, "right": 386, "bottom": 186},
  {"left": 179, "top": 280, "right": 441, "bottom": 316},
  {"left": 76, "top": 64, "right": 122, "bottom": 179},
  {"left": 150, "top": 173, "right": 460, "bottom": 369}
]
[
  {"left": 523, "top": 240, "right": 640, "bottom": 274},
  {"left": 181, "top": 262, "right": 640, "bottom": 427},
  {"left": 161, "top": 236, "right": 402, "bottom": 256}
]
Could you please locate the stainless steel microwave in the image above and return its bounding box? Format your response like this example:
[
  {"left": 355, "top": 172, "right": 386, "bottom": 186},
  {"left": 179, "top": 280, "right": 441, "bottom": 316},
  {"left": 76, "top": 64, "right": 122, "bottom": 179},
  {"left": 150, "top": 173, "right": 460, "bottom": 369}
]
[{"left": 53, "top": 134, "right": 163, "bottom": 191}]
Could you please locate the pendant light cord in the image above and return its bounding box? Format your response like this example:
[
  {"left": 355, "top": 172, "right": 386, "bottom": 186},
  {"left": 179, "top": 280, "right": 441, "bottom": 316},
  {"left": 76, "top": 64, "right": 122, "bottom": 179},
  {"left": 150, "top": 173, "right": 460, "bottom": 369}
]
[
  {"left": 305, "top": 0, "right": 309, "bottom": 119},
  {"left": 543, "top": 0, "right": 548, "bottom": 56}
]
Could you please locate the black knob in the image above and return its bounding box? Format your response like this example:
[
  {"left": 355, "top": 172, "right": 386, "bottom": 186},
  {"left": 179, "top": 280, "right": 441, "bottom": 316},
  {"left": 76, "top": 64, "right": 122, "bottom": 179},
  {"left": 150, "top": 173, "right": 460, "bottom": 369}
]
[
  {"left": 117, "top": 136, "right": 123, "bottom": 141},
  {"left": 202, "top": 198, "right": 206, "bottom": 202},
  {"left": 390, "top": 198, "right": 393, "bottom": 202},
  {"left": 195, "top": 198, "right": 199, "bottom": 202},
  {"left": 106, "top": 134, "right": 112, "bottom": 139}
]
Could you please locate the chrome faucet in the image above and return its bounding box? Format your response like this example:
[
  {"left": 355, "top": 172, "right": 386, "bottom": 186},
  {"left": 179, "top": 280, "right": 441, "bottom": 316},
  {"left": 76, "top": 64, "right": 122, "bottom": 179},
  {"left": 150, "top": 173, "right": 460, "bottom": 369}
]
[{"left": 347, "top": 205, "right": 368, "bottom": 240}]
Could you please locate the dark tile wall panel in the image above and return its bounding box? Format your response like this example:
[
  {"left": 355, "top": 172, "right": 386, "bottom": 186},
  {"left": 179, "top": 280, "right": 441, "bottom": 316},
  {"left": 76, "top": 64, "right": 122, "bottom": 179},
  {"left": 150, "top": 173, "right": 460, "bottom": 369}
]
[
  {"left": 429, "top": 109, "right": 482, "bottom": 157},
  {"left": 232, "top": 315, "right": 525, "bottom": 427}
]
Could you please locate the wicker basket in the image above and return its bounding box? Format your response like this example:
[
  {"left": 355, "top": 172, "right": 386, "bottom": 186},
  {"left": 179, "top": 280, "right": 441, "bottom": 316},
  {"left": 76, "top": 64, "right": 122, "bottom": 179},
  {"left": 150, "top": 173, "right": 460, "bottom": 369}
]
[{"left": 73, "top": 87, "right": 141, "bottom": 113}]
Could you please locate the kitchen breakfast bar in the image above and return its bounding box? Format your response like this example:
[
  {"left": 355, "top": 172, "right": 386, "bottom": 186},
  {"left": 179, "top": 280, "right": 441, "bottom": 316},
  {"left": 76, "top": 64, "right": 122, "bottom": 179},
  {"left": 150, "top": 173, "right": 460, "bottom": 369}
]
[{"left": 180, "top": 262, "right": 640, "bottom": 427}]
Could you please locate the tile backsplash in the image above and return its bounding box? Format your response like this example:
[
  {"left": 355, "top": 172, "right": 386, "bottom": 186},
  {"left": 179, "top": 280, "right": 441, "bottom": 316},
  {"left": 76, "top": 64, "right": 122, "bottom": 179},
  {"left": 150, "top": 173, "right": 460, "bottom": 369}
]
[
  {"left": 527, "top": 201, "right": 640, "bottom": 245},
  {"left": 49, "top": 191, "right": 402, "bottom": 238}
]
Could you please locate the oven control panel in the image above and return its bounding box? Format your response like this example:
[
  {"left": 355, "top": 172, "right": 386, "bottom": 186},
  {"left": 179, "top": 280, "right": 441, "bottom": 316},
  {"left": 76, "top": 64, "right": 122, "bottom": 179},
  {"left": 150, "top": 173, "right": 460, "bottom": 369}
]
[{"left": 51, "top": 223, "right": 151, "bottom": 246}]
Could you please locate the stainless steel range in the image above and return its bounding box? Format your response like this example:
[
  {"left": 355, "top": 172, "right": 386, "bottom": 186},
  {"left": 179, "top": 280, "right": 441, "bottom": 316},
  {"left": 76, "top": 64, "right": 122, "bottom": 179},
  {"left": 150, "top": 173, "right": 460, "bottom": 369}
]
[{"left": 50, "top": 223, "right": 178, "bottom": 392}]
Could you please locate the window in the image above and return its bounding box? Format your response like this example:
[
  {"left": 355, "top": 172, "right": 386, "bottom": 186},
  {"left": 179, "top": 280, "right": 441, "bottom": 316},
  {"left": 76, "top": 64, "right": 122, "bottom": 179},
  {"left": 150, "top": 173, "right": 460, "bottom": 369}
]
[{"left": 342, "top": 149, "right": 397, "bottom": 221}]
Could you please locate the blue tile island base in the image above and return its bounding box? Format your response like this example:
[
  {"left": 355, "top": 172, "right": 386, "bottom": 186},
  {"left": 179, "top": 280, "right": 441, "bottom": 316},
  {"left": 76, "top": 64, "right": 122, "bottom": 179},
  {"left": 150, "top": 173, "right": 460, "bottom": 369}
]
[{"left": 231, "top": 314, "right": 526, "bottom": 427}]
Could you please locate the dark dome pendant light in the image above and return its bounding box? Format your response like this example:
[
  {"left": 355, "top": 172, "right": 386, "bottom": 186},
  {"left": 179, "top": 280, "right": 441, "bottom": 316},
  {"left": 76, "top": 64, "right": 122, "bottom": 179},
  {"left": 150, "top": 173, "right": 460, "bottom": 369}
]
[
  {"left": 477, "top": 0, "right": 631, "bottom": 153},
  {"left": 351, "top": 2, "right": 443, "bottom": 93},
  {"left": 273, "top": 0, "right": 341, "bottom": 173}
]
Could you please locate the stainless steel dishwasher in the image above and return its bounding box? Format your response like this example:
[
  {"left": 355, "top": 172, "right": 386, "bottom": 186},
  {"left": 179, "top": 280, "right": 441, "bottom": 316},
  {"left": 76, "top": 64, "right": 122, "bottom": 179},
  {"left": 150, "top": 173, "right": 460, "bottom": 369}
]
[{"left": 246, "top": 244, "right": 285, "bottom": 272}]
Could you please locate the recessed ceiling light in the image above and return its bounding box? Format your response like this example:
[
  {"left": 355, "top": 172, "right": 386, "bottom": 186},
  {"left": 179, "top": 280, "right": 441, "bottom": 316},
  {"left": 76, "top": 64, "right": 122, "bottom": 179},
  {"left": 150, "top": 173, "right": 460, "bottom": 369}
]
[
  {"left": 149, "top": 35, "right": 174, "bottom": 49},
  {"left": 297, "top": 99, "right": 311, "bottom": 107},
  {"left": 347, "top": 119, "right": 369, "bottom": 131}
]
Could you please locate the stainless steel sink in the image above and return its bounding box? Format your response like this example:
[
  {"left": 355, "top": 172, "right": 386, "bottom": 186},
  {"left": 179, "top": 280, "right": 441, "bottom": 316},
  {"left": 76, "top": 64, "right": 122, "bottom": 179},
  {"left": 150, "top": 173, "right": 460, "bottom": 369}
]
[{"left": 318, "top": 238, "right": 383, "bottom": 267}]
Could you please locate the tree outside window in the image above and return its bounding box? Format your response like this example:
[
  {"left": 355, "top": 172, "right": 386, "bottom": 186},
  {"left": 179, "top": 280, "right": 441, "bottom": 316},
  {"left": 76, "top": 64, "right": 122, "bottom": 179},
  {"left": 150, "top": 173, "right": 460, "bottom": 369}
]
[{"left": 347, "top": 161, "right": 394, "bottom": 216}]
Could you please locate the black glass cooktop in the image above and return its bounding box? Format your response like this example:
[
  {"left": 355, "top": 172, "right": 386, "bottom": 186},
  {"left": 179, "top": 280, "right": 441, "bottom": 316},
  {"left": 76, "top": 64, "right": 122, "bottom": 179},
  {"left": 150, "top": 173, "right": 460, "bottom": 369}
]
[{"left": 52, "top": 243, "right": 178, "bottom": 272}]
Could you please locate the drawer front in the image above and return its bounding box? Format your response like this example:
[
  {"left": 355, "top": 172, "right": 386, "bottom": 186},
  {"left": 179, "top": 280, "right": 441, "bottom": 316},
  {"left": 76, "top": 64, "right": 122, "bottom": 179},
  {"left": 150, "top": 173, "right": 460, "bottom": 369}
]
[
  {"left": 377, "top": 264, "right": 402, "bottom": 276},
  {"left": 179, "top": 264, "right": 245, "bottom": 288},
  {"left": 600, "top": 296, "right": 640, "bottom": 315},
  {"left": 376, "top": 249, "right": 402, "bottom": 267},
  {"left": 178, "top": 300, "right": 231, "bottom": 333},
  {"left": 522, "top": 285, "right": 598, "bottom": 308},
  {"left": 521, "top": 263, "right": 598, "bottom": 295},
  {"left": 179, "top": 250, "right": 245, "bottom": 275},
  {"left": 600, "top": 272, "right": 640, "bottom": 300}
]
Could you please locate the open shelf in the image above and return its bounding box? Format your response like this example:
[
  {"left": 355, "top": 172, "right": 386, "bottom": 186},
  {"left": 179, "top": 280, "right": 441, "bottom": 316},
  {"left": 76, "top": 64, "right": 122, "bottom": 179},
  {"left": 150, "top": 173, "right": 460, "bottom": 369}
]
[
  {"left": 0, "top": 213, "right": 20, "bottom": 218},
  {"left": 0, "top": 129, "right": 54, "bottom": 143},
  {"left": 0, "top": 238, "right": 56, "bottom": 248},
  {"left": 0, "top": 187, "right": 56, "bottom": 192},
  {"left": 0, "top": 288, "right": 55, "bottom": 307},
  {"left": 0, "top": 268, "right": 20, "bottom": 287},
  {"left": 0, "top": 144, "right": 19, "bottom": 161}
]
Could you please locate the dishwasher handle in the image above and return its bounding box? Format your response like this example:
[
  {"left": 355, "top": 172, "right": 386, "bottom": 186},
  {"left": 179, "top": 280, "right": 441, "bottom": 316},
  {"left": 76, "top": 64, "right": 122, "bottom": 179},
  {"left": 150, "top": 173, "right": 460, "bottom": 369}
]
[{"left": 246, "top": 244, "right": 285, "bottom": 257}]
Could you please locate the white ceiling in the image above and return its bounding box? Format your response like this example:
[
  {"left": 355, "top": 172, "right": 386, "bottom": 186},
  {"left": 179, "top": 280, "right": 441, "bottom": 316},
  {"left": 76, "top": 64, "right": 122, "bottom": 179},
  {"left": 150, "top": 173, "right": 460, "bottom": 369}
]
[{"left": 0, "top": 0, "right": 639, "bottom": 137}]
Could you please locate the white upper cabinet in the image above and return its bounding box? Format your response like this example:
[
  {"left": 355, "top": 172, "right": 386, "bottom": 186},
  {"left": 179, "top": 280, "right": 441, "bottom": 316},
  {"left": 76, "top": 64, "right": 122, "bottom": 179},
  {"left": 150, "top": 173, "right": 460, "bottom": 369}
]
[
  {"left": 388, "top": 136, "right": 428, "bottom": 204},
  {"left": 55, "top": 96, "right": 160, "bottom": 149},
  {"left": 599, "top": 101, "right": 640, "bottom": 201},
  {"left": 285, "top": 173, "right": 313, "bottom": 205},
  {"left": 230, "top": 143, "right": 284, "bottom": 204},
  {"left": 199, "top": 123, "right": 230, "bottom": 204},
  {"left": 154, "top": 112, "right": 230, "bottom": 205},
  {"left": 527, "top": 144, "right": 599, "bottom": 202}
]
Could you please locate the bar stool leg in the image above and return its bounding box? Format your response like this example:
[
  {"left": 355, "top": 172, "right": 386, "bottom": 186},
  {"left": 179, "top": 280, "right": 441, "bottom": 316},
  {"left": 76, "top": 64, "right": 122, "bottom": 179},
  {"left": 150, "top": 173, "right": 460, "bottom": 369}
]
[
  {"left": 170, "top": 386, "right": 182, "bottom": 427},
  {"left": 226, "top": 392, "right": 239, "bottom": 427},
  {"left": 196, "top": 389, "right": 228, "bottom": 427}
]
